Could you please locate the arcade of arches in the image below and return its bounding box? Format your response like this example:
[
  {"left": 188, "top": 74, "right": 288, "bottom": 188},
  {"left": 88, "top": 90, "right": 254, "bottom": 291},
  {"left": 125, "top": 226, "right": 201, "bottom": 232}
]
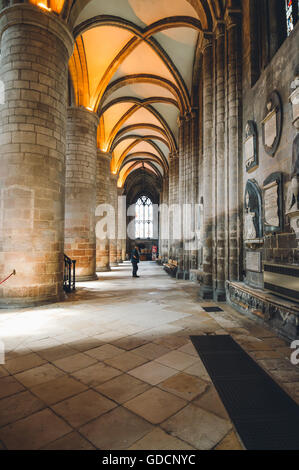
[{"left": 0, "top": 0, "right": 298, "bottom": 451}]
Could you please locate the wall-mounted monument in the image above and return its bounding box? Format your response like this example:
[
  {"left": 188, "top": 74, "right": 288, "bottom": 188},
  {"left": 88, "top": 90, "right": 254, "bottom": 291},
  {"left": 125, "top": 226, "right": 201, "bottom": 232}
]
[
  {"left": 244, "top": 121, "right": 258, "bottom": 172},
  {"left": 244, "top": 179, "right": 263, "bottom": 243},
  {"left": 244, "top": 180, "right": 263, "bottom": 288},
  {"left": 263, "top": 173, "right": 284, "bottom": 234},
  {"left": 289, "top": 75, "right": 299, "bottom": 129},
  {"left": 262, "top": 91, "right": 283, "bottom": 156},
  {"left": 286, "top": 134, "right": 299, "bottom": 240}
]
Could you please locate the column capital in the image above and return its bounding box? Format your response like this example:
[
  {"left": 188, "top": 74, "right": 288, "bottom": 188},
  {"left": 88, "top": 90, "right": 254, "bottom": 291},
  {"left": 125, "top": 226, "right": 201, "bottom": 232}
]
[
  {"left": 97, "top": 149, "right": 112, "bottom": 162},
  {"left": 224, "top": 9, "right": 242, "bottom": 30},
  {"left": 169, "top": 150, "right": 179, "bottom": 160},
  {"left": 177, "top": 114, "right": 185, "bottom": 127},
  {"left": 110, "top": 173, "right": 119, "bottom": 183},
  {"left": 190, "top": 108, "right": 198, "bottom": 120},
  {"left": 214, "top": 22, "right": 225, "bottom": 39},
  {"left": 201, "top": 34, "right": 213, "bottom": 53},
  {"left": 0, "top": 3, "right": 74, "bottom": 57}
]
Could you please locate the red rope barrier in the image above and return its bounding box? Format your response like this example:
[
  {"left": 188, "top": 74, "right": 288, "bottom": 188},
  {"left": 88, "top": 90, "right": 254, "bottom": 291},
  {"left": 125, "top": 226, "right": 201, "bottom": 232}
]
[{"left": 0, "top": 270, "right": 16, "bottom": 285}]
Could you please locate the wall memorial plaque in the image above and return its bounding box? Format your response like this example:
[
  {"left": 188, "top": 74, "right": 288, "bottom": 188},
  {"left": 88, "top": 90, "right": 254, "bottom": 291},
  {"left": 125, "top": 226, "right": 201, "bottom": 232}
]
[
  {"left": 262, "top": 91, "right": 282, "bottom": 156},
  {"left": 289, "top": 75, "right": 299, "bottom": 129},
  {"left": 244, "top": 121, "right": 258, "bottom": 173},
  {"left": 263, "top": 172, "right": 283, "bottom": 233},
  {"left": 244, "top": 179, "right": 263, "bottom": 241},
  {"left": 246, "top": 252, "right": 262, "bottom": 273}
]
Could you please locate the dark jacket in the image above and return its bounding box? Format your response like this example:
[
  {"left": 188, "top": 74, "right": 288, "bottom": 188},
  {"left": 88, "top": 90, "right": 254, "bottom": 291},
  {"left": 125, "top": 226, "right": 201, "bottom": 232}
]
[{"left": 131, "top": 248, "right": 140, "bottom": 263}]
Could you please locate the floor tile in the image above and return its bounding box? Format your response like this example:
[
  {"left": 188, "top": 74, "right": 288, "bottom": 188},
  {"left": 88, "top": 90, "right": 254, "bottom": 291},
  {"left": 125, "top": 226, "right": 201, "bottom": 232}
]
[
  {"left": 79, "top": 406, "right": 153, "bottom": 450},
  {"left": 177, "top": 342, "right": 198, "bottom": 357},
  {"left": 104, "top": 351, "right": 148, "bottom": 372},
  {"left": 0, "top": 390, "right": 45, "bottom": 428},
  {"left": 153, "top": 336, "right": 189, "bottom": 350},
  {"left": 30, "top": 375, "right": 88, "bottom": 405},
  {"left": 95, "top": 374, "right": 150, "bottom": 404},
  {"left": 215, "top": 430, "right": 244, "bottom": 450},
  {"left": 124, "top": 387, "right": 187, "bottom": 424},
  {"left": 192, "top": 384, "right": 229, "bottom": 420},
  {"left": 52, "top": 389, "right": 116, "bottom": 427},
  {"left": 184, "top": 360, "right": 212, "bottom": 382},
  {"left": 85, "top": 344, "right": 124, "bottom": 361},
  {"left": 128, "top": 428, "right": 194, "bottom": 450},
  {"left": 0, "top": 376, "right": 25, "bottom": 399},
  {"left": 53, "top": 353, "right": 97, "bottom": 373},
  {"left": 0, "top": 365, "right": 10, "bottom": 378},
  {"left": 156, "top": 350, "right": 199, "bottom": 371},
  {"left": 72, "top": 363, "right": 122, "bottom": 387},
  {"left": 113, "top": 336, "right": 149, "bottom": 351},
  {"left": 14, "top": 364, "right": 64, "bottom": 388},
  {"left": 161, "top": 404, "right": 232, "bottom": 450},
  {"left": 0, "top": 409, "right": 71, "bottom": 450},
  {"left": 4, "top": 353, "right": 46, "bottom": 375},
  {"left": 68, "top": 337, "right": 104, "bottom": 352},
  {"left": 159, "top": 372, "right": 208, "bottom": 401},
  {"left": 129, "top": 361, "right": 177, "bottom": 385},
  {"left": 42, "top": 431, "right": 96, "bottom": 450},
  {"left": 133, "top": 343, "right": 171, "bottom": 360}
]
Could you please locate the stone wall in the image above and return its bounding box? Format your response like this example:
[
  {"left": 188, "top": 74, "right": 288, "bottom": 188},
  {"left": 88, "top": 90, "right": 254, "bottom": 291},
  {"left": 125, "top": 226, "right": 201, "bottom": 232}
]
[{"left": 242, "top": 4, "right": 299, "bottom": 289}]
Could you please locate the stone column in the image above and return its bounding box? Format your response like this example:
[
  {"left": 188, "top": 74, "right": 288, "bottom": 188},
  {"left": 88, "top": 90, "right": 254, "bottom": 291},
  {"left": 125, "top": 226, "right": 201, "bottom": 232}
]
[
  {"left": 121, "top": 239, "right": 127, "bottom": 262},
  {"left": 160, "top": 175, "right": 169, "bottom": 261},
  {"left": 168, "top": 152, "right": 177, "bottom": 259},
  {"left": 0, "top": 4, "right": 73, "bottom": 307},
  {"left": 65, "top": 107, "right": 99, "bottom": 281},
  {"left": 199, "top": 37, "right": 214, "bottom": 299},
  {"left": 183, "top": 114, "right": 191, "bottom": 280},
  {"left": 176, "top": 115, "right": 185, "bottom": 279},
  {"left": 96, "top": 150, "right": 111, "bottom": 272},
  {"left": 226, "top": 12, "right": 242, "bottom": 282},
  {"left": 109, "top": 174, "right": 118, "bottom": 267},
  {"left": 190, "top": 109, "right": 199, "bottom": 270},
  {"left": 214, "top": 24, "right": 226, "bottom": 301},
  {"left": 117, "top": 188, "right": 124, "bottom": 264}
]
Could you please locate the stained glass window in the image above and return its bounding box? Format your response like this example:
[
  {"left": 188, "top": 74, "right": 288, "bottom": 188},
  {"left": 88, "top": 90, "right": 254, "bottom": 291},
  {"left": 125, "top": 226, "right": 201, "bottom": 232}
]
[
  {"left": 285, "top": 0, "right": 298, "bottom": 35},
  {"left": 135, "top": 196, "right": 153, "bottom": 239}
]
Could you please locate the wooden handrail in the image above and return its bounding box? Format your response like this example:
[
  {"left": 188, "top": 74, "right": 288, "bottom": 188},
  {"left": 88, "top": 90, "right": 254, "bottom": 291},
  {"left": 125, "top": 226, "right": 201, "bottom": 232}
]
[{"left": 0, "top": 270, "right": 16, "bottom": 285}]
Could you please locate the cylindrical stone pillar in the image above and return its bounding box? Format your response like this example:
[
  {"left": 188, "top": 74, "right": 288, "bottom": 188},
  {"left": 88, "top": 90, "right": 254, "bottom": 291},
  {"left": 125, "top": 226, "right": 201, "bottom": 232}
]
[
  {"left": 117, "top": 187, "right": 124, "bottom": 264},
  {"left": 96, "top": 150, "right": 111, "bottom": 272},
  {"left": 199, "top": 37, "right": 214, "bottom": 299},
  {"left": 0, "top": 4, "right": 73, "bottom": 307},
  {"left": 109, "top": 174, "right": 118, "bottom": 267},
  {"left": 65, "top": 107, "right": 99, "bottom": 281},
  {"left": 214, "top": 25, "right": 226, "bottom": 301}
]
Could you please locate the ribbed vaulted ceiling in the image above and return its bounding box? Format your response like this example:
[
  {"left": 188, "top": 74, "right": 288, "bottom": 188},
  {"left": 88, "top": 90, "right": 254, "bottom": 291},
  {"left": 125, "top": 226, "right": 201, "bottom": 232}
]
[{"left": 31, "top": 0, "right": 227, "bottom": 187}]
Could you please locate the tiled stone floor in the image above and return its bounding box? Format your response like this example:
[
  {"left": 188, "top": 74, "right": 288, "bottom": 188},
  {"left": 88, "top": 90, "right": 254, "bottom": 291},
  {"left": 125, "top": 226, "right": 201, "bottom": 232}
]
[{"left": 0, "top": 261, "right": 298, "bottom": 450}]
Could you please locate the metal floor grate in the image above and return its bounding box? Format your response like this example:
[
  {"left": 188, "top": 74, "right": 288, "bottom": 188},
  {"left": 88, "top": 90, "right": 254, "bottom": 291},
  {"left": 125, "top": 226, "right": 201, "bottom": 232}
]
[{"left": 202, "top": 306, "right": 224, "bottom": 312}]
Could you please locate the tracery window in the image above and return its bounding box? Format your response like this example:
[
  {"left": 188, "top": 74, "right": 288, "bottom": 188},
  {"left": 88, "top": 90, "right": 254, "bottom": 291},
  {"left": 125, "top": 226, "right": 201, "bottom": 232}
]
[
  {"left": 285, "top": 0, "right": 298, "bottom": 35},
  {"left": 135, "top": 196, "right": 153, "bottom": 239}
]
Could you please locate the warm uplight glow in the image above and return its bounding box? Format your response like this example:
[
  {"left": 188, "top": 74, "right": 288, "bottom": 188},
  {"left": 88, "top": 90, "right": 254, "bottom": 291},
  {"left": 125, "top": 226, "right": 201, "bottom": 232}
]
[
  {"left": 86, "top": 106, "right": 93, "bottom": 112},
  {"left": 30, "top": 0, "right": 65, "bottom": 14},
  {"left": 37, "top": 2, "right": 51, "bottom": 11}
]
